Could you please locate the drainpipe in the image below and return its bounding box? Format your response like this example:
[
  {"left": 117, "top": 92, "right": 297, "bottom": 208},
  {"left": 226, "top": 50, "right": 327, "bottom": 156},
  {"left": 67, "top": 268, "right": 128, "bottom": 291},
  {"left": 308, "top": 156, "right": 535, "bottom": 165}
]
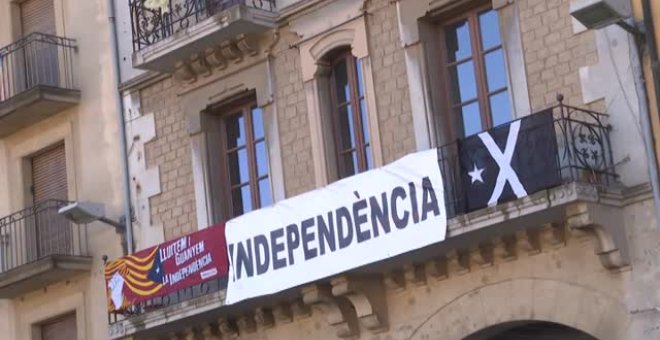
[
  {"left": 634, "top": 0, "right": 660, "bottom": 230},
  {"left": 107, "top": 0, "right": 134, "bottom": 254},
  {"left": 642, "top": 0, "right": 660, "bottom": 137}
]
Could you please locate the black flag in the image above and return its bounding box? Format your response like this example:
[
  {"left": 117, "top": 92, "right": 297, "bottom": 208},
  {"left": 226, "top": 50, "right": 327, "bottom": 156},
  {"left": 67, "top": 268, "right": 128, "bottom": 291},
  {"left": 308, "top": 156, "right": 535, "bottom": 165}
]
[{"left": 459, "top": 109, "right": 560, "bottom": 212}]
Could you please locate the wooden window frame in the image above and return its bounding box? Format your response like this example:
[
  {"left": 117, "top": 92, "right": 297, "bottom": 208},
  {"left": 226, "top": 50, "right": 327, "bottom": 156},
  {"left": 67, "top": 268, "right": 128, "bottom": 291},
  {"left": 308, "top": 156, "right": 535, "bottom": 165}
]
[
  {"left": 213, "top": 95, "right": 269, "bottom": 219},
  {"left": 437, "top": 3, "right": 508, "bottom": 137},
  {"left": 328, "top": 50, "right": 370, "bottom": 178}
]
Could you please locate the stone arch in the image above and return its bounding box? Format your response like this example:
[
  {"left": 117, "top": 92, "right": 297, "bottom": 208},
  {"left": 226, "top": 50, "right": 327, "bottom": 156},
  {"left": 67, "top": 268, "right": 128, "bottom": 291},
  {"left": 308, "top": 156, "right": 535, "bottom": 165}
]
[
  {"left": 407, "top": 278, "right": 629, "bottom": 340},
  {"left": 309, "top": 29, "right": 356, "bottom": 62},
  {"left": 464, "top": 321, "right": 598, "bottom": 340}
]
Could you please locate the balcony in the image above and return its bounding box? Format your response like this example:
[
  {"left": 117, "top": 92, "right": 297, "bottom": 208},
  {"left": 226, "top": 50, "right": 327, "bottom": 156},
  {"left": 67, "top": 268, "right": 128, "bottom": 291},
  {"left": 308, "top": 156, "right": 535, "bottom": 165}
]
[
  {"left": 130, "top": 0, "right": 278, "bottom": 74},
  {"left": 108, "top": 99, "right": 624, "bottom": 339},
  {"left": 439, "top": 98, "right": 616, "bottom": 219},
  {"left": 0, "top": 33, "right": 80, "bottom": 138},
  {"left": 0, "top": 200, "right": 91, "bottom": 298}
]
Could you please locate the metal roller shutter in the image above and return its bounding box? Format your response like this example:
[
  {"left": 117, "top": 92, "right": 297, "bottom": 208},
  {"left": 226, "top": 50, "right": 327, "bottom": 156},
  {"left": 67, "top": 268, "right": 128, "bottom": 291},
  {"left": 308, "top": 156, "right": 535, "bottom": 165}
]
[
  {"left": 20, "top": 0, "right": 56, "bottom": 35},
  {"left": 41, "top": 313, "right": 77, "bottom": 340},
  {"left": 30, "top": 143, "right": 69, "bottom": 258},
  {"left": 31, "top": 143, "right": 67, "bottom": 203}
]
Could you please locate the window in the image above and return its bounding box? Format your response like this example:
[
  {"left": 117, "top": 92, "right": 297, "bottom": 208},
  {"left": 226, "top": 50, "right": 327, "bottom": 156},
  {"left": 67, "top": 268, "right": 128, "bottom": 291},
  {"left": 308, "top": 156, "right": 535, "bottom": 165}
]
[
  {"left": 30, "top": 142, "right": 67, "bottom": 204},
  {"left": 328, "top": 50, "right": 373, "bottom": 179},
  {"left": 20, "top": 0, "right": 56, "bottom": 36},
  {"left": 39, "top": 313, "right": 77, "bottom": 340},
  {"left": 26, "top": 142, "right": 70, "bottom": 259},
  {"left": 440, "top": 6, "right": 512, "bottom": 137},
  {"left": 218, "top": 98, "right": 271, "bottom": 218}
]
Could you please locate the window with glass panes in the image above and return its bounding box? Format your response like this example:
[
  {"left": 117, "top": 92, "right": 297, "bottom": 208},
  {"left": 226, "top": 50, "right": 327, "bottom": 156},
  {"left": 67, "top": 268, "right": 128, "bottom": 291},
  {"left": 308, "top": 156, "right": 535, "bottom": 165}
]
[
  {"left": 329, "top": 50, "right": 373, "bottom": 179},
  {"left": 441, "top": 6, "right": 512, "bottom": 137},
  {"left": 221, "top": 101, "right": 271, "bottom": 217}
]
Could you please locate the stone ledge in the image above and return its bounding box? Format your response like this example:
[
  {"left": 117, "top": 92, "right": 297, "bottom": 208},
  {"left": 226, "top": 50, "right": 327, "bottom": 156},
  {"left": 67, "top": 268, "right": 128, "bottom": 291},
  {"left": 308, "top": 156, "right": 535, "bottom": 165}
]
[
  {"left": 0, "top": 85, "right": 81, "bottom": 137},
  {"left": 133, "top": 4, "right": 277, "bottom": 74},
  {"left": 0, "top": 255, "right": 92, "bottom": 298}
]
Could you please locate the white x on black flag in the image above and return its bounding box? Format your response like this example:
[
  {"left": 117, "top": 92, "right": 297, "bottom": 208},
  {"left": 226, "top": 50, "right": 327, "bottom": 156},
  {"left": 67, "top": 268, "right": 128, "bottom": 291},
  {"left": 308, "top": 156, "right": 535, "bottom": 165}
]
[{"left": 459, "top": 109, "right": 561, "bottom": 212}]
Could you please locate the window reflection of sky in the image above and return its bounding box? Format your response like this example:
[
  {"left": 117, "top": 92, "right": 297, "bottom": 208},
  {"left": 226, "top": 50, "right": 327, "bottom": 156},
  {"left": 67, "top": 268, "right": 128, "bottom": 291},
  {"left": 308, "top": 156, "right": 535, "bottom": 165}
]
[{"left": 445, "top": 9, "right": 512, "bottom": 136}]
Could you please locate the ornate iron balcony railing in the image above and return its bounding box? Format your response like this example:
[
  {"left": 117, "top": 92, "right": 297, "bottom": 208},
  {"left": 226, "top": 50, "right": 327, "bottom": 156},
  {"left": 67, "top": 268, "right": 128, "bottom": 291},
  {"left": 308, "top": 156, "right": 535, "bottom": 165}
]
[
  {"left": 0, "top": 200, "right": 89, "bottom": 272},
  {"left": 0, "top": 33, "right": 77, "bottom": 103},
  {"left": 130, "top": 0, "right": 277, "bottom": 51},
  {"left": 439, "top": 96, "right": 616, "bottom": 218}
]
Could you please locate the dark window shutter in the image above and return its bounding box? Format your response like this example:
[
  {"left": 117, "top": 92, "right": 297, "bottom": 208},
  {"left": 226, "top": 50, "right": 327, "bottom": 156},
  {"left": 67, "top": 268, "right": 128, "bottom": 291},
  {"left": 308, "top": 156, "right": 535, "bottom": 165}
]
[
  {"left": 41, "top": 313, "right": 77, "bottom": 340},
  {"left": 20, "top": 0, "right": 56, "bottom": 35},
  {"left": 31, "top": 143, "right": 67, "bottom": 203}
]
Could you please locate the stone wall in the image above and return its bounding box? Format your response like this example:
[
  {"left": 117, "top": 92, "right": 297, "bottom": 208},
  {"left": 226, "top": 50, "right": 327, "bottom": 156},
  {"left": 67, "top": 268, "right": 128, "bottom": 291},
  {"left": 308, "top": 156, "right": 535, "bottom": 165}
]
[
  {"left": 519, "top": 0, "right": 600, "bottom": 110},
  {"left": 140, "top": 78, "right": 197, "bottom": 240},
  {"left": 272, "top": 28, "right": 316, "bottom": 197},
  {"left": 365, "top": 0, "right": 416, "bottom": 163}
]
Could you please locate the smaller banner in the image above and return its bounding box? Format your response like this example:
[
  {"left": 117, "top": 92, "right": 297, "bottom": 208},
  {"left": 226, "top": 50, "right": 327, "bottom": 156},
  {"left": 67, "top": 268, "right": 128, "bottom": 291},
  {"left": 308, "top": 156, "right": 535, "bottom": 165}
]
[
  {"left": 225, "top": 149, "right": 447, "bottom": 304},
  {"left": 460, "top": 109, "right": 560, "bottom": 212},
  {"left": 105, "top": 223, "right": 228, "bottom": 312}
]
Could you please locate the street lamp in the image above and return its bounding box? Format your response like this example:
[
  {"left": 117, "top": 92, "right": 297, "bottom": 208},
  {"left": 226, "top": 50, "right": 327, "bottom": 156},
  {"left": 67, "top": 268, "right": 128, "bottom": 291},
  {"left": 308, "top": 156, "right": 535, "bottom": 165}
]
[{"left": 58, "top": 201, "right": 125, "bottom": 231}]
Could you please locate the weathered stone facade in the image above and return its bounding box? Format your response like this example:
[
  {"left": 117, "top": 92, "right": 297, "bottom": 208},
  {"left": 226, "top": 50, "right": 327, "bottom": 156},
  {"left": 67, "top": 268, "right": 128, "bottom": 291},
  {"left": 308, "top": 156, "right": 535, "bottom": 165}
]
[
  {"left": 111, "top": 0, "right": 660, "bottom": 339},
  {"left": 519, "top": 0, "right": 600, "bottom": 109},
  {"left": 272, "top": 28, "right": 317, "bottom": 197},
  {"left": 141, "top": 78, "right": 198, "bottom": 240},
  {"left": 366, "top": 0, "right": 416, "bottom": 163}
]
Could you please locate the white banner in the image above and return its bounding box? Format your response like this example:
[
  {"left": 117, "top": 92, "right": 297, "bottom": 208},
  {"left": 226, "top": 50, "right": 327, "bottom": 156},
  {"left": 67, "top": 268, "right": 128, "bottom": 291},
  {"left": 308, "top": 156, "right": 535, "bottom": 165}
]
[{"left": 225, "top": 149, "right": 447, "bottom": 304}]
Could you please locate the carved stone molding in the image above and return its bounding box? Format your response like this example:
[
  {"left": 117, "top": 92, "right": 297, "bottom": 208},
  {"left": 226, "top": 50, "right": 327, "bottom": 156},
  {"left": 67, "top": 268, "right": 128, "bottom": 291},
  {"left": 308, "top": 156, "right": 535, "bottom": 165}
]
[
  {"left": 519, "top": 228, "right": 542, "bottom": 254},
  {"left": 403, "top": 263, "right": 426, "bottom": 286},
  {"left": 236, "top": 314, "right": 256, "bottom": 334},
  {"left": 216, "top": 317, "right": 238, "bottom": 339},
  {"left": 382, "top": 270, "right": 405, "bottom": 292},
  {"left": 174, "top": 61, "right": 196, "bottom": 83},
  {"left": 476, "top": 243, "right": 494, "bottom": 267},
  {"left": 566, "top": 202, "right": 629, "bottom": 269},
  {"left": 220, "top": 40, "right": 243, "bottom": 63},
  {"left": 236, "top": 34, "right": 258, "bottom": 56},
  {"left": 255, "top": 307, "right": 275, "bottom": 329},
  {"left": 425, "top": 257, "right": 448, "bottom": 280},
  {"left": 272, "top": 303, "right": 293, "bottom": 324},
  {"left": 331, "top": 275, "right": 388, "bottom": 333},
  {"left": 499, "top": 234, "right": 518, "bottom": 261},
  {"left": 541, "top": 223, "right": 567, "bottom": 247},
  {"left": 180, "top": 328, "right": 198, "bottom": 340},
  {"left": 448, "top": 249, "right": 470, "bottom": 275},
  {"left": 301, "top": 283, "right": 358, "bottom": 338},
  {"left": 290, "top": 299, "right": 312, "bottom": 319},
  {"left": 200, "top": 324, "right": 220, "bottom": 340},
  {"left": 190, "top": 53, "right": 211, "bottom": 77},
  {"left": 205, "top": 47, "right": 228, "bottom": 70}
]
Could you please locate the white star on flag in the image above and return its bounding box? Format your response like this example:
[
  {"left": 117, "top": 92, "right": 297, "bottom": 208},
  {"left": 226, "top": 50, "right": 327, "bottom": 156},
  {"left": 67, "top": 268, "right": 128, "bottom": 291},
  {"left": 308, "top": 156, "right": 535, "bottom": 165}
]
[{"left": 468, "top": 163, "right": 485, "bottom": 184}]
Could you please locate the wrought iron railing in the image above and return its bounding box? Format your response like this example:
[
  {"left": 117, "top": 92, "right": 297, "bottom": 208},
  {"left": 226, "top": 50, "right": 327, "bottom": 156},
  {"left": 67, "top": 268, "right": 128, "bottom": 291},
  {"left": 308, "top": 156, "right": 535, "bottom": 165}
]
[
  {"left": 0, "top": 33, "right": 77, "bottom": 103},
  {"left": 439, "top": 96, "right": 616, "bottom": 218},
  {"left": 0, "top": 200, "right": 89, "bottom": 273},
  {"left": 130, "top": 0, "right": 277, "bottom": 51}
]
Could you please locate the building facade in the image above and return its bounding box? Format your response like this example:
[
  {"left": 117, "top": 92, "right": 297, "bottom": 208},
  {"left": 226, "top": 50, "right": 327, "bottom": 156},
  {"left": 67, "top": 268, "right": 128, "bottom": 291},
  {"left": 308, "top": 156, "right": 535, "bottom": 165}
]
[
  {"left": 0, "top": 0, "right": 127, "bottom": 339},
  {"left": 78, "top": 0, "right": 660, "bottom": 339},
  {"left": 4, "top": 0, "right": 658, "bottom": 339}
]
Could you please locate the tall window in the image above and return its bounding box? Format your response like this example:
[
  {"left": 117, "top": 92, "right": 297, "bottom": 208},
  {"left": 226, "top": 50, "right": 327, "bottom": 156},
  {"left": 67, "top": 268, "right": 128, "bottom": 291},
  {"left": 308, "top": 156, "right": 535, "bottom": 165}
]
[
  {"left": 329, "top": 50, "right": 372, "bottom": 179},
  {"left": 441, "top": 6, "right": 512, "bottom": 137},
  {"left": 220, "top": 99, "right": 271, "bottom": 218}
]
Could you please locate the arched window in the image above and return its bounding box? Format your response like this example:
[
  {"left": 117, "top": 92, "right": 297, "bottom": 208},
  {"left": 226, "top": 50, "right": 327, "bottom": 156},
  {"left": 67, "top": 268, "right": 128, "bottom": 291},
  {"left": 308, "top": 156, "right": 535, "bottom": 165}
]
[{"left": 327, "top": 49, "right": 372, "bottom": 179}]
